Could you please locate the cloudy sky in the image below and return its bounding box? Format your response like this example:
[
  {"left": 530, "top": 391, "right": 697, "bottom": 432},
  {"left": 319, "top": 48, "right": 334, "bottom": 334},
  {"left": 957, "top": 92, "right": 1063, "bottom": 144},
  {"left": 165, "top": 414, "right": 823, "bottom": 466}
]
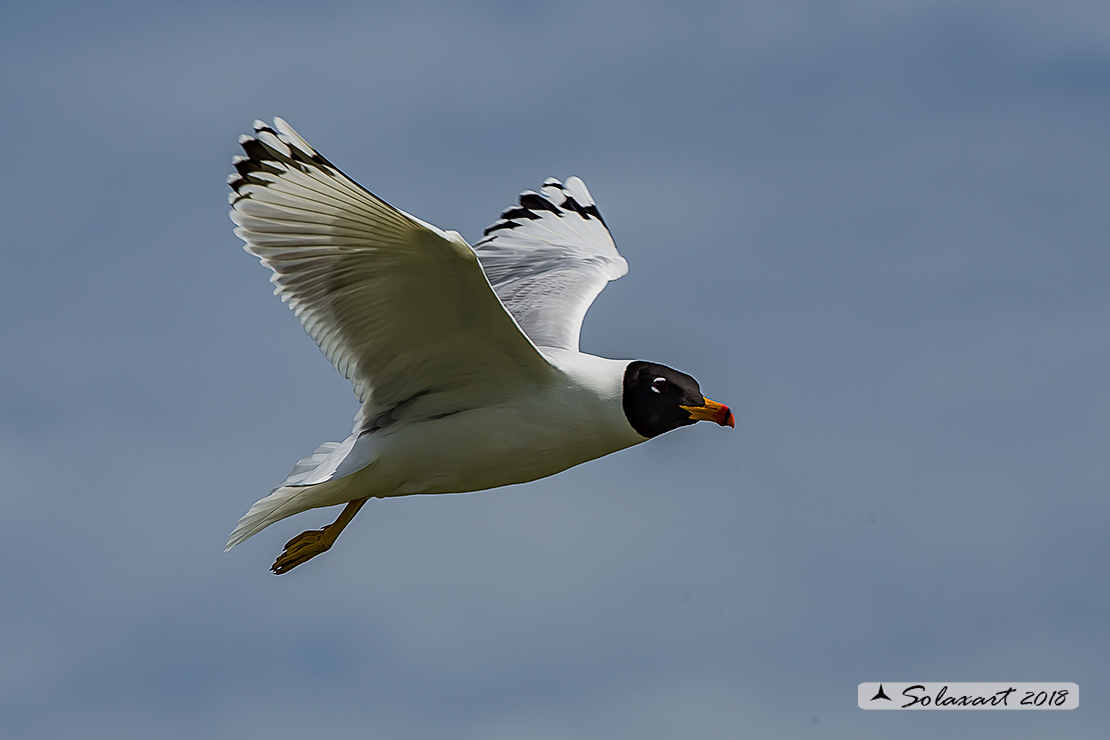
[{"left": 2, "top": 1, "right": 1107, "bottom": 737}]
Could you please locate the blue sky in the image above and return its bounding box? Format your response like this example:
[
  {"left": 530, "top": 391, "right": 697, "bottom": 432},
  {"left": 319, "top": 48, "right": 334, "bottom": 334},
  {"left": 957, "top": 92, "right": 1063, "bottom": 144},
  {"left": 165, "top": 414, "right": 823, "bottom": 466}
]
[{"left": 2, "top": 1, "right": 1108, "bottom": 737}]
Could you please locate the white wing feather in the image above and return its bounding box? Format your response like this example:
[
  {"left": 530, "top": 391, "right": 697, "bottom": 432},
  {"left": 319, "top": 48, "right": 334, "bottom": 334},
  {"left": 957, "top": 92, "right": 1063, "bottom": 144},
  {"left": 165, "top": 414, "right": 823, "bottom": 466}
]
[
  {"left": 229, "top": 118, "right": 552, "bottom": 430},
  {"left": 473, "top": 177, "right": 627, "bottom": 351}
]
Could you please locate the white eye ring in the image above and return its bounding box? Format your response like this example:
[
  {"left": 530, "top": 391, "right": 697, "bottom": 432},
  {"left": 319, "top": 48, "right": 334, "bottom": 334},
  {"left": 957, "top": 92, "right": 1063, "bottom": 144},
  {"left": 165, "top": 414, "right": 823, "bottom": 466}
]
[{"left": 651, "top": 377, "right": 668, "bottom": 393}]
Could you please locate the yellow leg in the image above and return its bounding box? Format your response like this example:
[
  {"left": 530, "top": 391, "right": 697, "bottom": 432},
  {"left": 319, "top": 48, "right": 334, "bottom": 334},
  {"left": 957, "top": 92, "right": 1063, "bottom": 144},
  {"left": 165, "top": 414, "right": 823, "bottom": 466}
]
[{"left": 271, "top": 497, "right": 369, "bottom": 575}]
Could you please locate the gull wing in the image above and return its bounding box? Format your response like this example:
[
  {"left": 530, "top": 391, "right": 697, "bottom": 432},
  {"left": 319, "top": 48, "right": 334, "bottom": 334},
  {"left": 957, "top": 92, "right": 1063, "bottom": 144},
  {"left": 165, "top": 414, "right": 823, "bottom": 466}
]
[
  {"left": 472, "top": 177, "right": 628, "bottom": 351},
  {"left": 229, "top": 118, "right": 553, "bottom": 429}
]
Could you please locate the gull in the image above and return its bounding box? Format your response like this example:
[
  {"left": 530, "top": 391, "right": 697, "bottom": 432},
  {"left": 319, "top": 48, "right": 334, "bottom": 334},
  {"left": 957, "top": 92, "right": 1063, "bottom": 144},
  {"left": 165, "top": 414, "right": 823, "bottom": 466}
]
[{"left": 225, "top": 118, "right": 734, "bottom": 573}]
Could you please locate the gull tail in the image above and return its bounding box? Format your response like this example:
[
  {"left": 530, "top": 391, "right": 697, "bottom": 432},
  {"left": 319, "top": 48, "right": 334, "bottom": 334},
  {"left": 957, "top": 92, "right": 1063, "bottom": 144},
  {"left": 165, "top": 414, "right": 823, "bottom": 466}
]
[{"left": 225, "top": 438, "right": 369, "bottom": 551}]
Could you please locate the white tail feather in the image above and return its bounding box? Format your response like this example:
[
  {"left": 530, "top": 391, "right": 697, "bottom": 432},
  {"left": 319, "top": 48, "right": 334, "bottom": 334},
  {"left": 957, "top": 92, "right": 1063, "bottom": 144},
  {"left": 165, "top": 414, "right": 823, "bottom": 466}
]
[
  {"left": 225, "top": 439, "right": 362, "bottom": 550},
  {"left": 225, "top": 476, "right": 355, "bottom": 551},
  {"left": 226, "top": 485, "right": 312, "bottom": 551}
]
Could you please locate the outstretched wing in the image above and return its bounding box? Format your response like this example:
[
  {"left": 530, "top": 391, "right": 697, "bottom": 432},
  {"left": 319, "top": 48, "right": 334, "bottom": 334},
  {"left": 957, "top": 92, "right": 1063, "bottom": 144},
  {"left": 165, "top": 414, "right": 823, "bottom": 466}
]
[
  {"left": 472, "top": 177, "right": 628, "bottom": 351},
  {"left": 229, "top": 118, "right": 553, "bottom": 429}
]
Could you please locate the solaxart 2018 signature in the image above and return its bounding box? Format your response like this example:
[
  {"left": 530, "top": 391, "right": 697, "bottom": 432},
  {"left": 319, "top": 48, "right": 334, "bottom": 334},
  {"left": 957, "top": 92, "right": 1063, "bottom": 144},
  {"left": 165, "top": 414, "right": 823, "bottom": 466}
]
[
  {"left": 858, "top": 682, "right": 1078, "bottom": 710},
  {"left": 900, "top": 684, "right": 1070, "bottom": 709}
]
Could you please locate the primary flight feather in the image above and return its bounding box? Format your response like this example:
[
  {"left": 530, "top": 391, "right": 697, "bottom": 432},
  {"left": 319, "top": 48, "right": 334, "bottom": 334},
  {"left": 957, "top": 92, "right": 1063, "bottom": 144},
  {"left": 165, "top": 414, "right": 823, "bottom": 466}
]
[{"left": 226, "top": 118, "right": 733, "bottom": 573}]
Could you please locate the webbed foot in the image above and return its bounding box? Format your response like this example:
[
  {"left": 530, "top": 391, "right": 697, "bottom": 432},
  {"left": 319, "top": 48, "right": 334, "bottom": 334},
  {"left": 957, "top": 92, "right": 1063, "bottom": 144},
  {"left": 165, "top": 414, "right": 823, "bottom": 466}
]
[{"left": 269, "top": 496, "right": 369, "bottom": 575}]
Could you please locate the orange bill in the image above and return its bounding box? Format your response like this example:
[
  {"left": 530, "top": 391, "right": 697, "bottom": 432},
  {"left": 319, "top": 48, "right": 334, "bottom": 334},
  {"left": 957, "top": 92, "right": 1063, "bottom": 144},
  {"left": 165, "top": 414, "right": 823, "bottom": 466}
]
[{"left": 680, "top": 397, "right": 735, "bottom": 427}]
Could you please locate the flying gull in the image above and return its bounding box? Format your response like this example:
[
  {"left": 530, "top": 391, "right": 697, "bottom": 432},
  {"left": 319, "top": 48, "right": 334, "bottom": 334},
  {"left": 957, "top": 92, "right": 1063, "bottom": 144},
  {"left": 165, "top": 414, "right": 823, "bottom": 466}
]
[{"left": 225, "top": 118, "right": 734, "bottom": 573}]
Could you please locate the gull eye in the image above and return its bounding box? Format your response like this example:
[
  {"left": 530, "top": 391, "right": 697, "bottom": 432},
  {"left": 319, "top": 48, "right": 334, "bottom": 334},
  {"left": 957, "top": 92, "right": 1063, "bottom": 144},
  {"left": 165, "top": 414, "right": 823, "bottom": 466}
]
[{"left": 651, "top": 377, "right": 669, "bottom": 394}]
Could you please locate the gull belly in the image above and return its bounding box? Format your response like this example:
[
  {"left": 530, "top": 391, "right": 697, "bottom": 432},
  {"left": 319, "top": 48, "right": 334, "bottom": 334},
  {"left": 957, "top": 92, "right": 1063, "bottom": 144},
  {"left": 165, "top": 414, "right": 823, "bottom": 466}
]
[{"left": 353, "top": 352, "right": 644, "bottom": 496}]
